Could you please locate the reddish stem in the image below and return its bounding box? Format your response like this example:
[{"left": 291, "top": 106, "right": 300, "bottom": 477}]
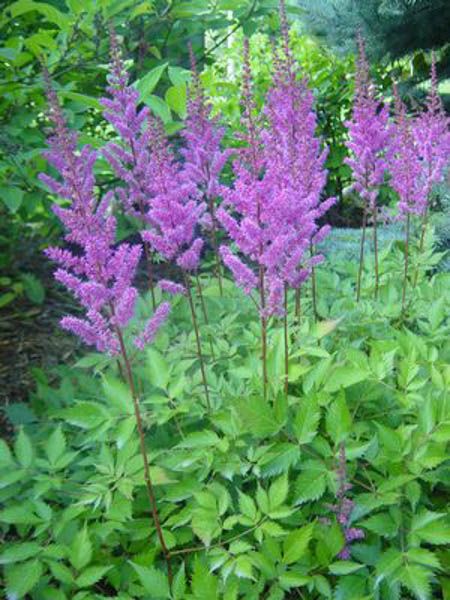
[
  {"left": 115, "top": 328, "right": 173, "bottom": 587},
  {"left": 184, "top": 273, "right": 211, "bottom": 410}
]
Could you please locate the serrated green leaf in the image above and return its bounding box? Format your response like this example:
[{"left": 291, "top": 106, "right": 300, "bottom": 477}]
[
  {"left": 238, "top": 491, "right": 257, "bottom": 520},
  {"left": 57, "top": 402, "right": 109, "bottom": 429},
  {"left": 268, "top": 473, "right": 289, "bottom": 509},
  {"left": 0, "top": 505, "right": 41, "bottom": 525},
  {"left": 324, "top": 364, "right": 368, "bottom": 392},
  {"left": 325, "top": 393, "right": 351, "bottom": 444},
  {"left": 76, "top": 565, "right": 112, "bottom": 588},
  {"left": 5, "top": 558, "right": 42, "bottom": 598},
  {"left": 146, "top": 347, "right": 170, "bottom": 389},
  {"left": 172, "top": 563, "right": 186, "bottom": 600},
  {"left": 399, "top": 564, "right": 431, "bottom": 600},
  {"left": 283, "top": 523, "right": 314, "bottom": 565},
  {"left": 0, "top": 542, "right": 41, "bottom": 565},
  {"left": 329, "top": 561, "right": 364, "bottom": 575},
  {"left": 293, "top": 395, "right": 321, "bottom": 444},
  {"left": 14, "top": 428, "right": 33, "bottom": 468},
  {"left": 294, "top": 462, "right": 327, "bottom": 504},
  {"left": 130, "top": 562, "right": 170, "bottom": 598},
  {"left": 45, "top": 426, "right": 66, "bottom": 465},
  {"left": 135, "top": 63, "right": 168, "bottom": 99},
  {"left": 191, "top": 557, "right": 218, "bottom": 600},
  {"left": 70, "top": 527, "right": 92, "bottom": 571}
]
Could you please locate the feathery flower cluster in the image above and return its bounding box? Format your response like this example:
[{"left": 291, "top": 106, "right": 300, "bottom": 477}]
[
  {"left": 218, "top": 5, "right": 333, "bottom": 316},
  {"left": 329, "top": 444, "right": 364, "bottom": 559},
  {"left": 413, "top": 54, "right": 450, "bottom": 202},
  {"left": 390, "top": 86, "right": 428, "bottom": 217},
  {"left": 102, "top": 32, "right": 208, "bottom": 294},
  {"left": 140, "top": 117, "right": 206, "bottom": 274},
  {"left": 262, "top": 13, "right": 335, "bottom": 308},
  {"left": 101, "top": 29, "right": 153, "bottom": 222},
  {"left": 181, "top": 44, "right": 231, "bottom": 230},
  {"left": 345, "top": 34, "right": 391, "bottom": 212},
  {"left": 41, "top": 76, "right": 169, "bottom": 354}
]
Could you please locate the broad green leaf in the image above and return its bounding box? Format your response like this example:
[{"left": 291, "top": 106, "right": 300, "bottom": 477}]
[
  {"left": 191, "top": 557, "right": 219, "bottom": 600},
  {"left": 235, "top": 395, "right": 281, "bottom": 438},
  {"left": 283, "top": 523, "right": 314, "bottom": 565},
  {"left": 192, "top": 508, "right": 220, "bottom": 546},
  {"left": 0, "top": 439, "right": 13, "bottom": 467},
  {"left": 172, "top": 563, "right": 186, "bottom": 600},
  {"left": 165, "top": 84, "right": 187, "bottom": 117},
  {"left": 399, "top": 564, "right": 431, "bottom": 600},
  {"left": 234, "top": 555, "right": 255, "bottom": 580},
  {"left": 61, "top": 91, "right": 101, "bottom": 110},
  {"left": 45, "top": 426, "right": 66, "bottom": 465},
  {"left": 294, "top": 463, "right": 327, "bottom": 504},
  {"left": 0, "top": 186, "right": 24, "bottom": 213},
  {"left": 76, "top": 565, "right": 112, "bottom": 588},
  {"left": 325, "top": 393, "right": 352, "bottom": 444},
  {"left": 177, "top": 431, "right": 219, "bottom": 449},
  {"left": 329, "top": 561, "right": 364, "bottom": 575},
  {"left": 238, "top": 491, "right": 257, "bottom": 520},
  {"left": 279, "top": 572, "right": 310, "bottom": 589},
  {"left": 146, "top": 347, "right": 170, "bottom": 389},
  {"left": 145, "top": 94, "right": 171, "bottom": 123},
  {"left": 135, "top": 63, "right": 168, "bottom": 99},
  {"left": 0, "top": 542, "right": 40, "bottom": 565},
  {"left": 5, "top": 559, "right": 42, "bottom": 598},
  {"left": 268, "top": 473, "right": 289, "bottom": 509},
  {"left": 57, "top": 402, "right": 109, "bottom": 429},
  {"left": 14, "top": 428, "right": 34, "bottom": 468},
  {"left": 130, "top": 562, "right": 170, "bottom": 598},
  {"left": 324, "top": 364, "right": 368, "bottom": 392},
  {"left": 168, "top": 66, "right": 191, "bottom": 86},
  {"left": 293, "top": 395, "right": 320, "bottom": 444},
  {"left": 70, "top": 527, "right": 92, "bottom": 571},
  {"left": 0, "top": 505, "right": 41, "bottom": 525},
  {"left": 6, "top": 0, "right": 71, "bottom": 28}
]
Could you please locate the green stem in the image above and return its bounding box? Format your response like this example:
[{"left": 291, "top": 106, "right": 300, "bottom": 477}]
[
  {"left": 356, "top": 201, "right": 368, "bottom": 302},
  {"left": 184, "top": 272, "right": 211, "bottom": 410},
  {"left": 284, "top": 284, "right": 289, "bottom": 396},
  {"left": 402, "top": 213, "right": 411, "bottom": 313},
  {"left": 373, "top": 203, "right": 379, "bottom": 300}
]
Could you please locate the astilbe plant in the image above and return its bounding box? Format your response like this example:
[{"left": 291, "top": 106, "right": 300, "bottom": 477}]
[
  {"left": 140, "top": 117, "right": 213, "bottom": 409},
  {"left": 40, "top": 74, "right": 173, "bottom": 585},
  {"left": 345, "top": 34, "right": 391, "bottom": 300},
  {"left": 262, "top": 0, "right": 335, "bottom": 390},
  {"left": 101, "top": 28, "right": 157, "bottom": 308},
  {"left": 218, "top": 9, "right": 333, "bottom": 399},
  {"left": 390, "top": 86, "right": 428, "bottom": 311},
  {"left": 103, "top": 32, "right": 211, "bottom": 409},
  {"left": 412, "top": 54, "right": 450, "bottom": 285},
  {"left": 181, "top": 44, "right": 232, "bottom": 296}
]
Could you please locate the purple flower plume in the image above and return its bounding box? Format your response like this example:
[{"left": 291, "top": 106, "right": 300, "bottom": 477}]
[
  {"left": 41, "top": 73, "right": 169, "bottom": 354},
  {"left": 181, "top": 44, "right": 231, "bottom": 226},
  {"left": 134, "top": 301, "right": 171, "bottom": 350},
  {"left": 345, "top": 34, "right": 391, "bottom": 213},
  {"left": 139, "top": 117, "right": 206, "bottom": 272},
  {"left": 413, "top": 53, "right": 450, "bottom": 203},
  {"left": 390, "top": 86, "right": 428, "bottom": 218},
  {"left": 101, "top": 28, "right": 153, "bottom": 222},
  {"left": 218, "top": 8, "right": 333, "bottom": 316}
]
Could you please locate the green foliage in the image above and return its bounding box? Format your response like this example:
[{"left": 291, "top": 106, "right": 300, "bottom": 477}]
[
  {"left": 297, "top": 0, "right": 450, "bottom": 61},
  {"left": 1, "top": 229, "right": 449, "bottom": 598}
]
